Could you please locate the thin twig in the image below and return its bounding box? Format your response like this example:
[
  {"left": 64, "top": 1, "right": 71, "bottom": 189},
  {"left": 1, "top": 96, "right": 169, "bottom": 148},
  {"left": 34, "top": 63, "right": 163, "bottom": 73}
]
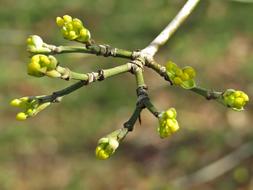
[
  {"left": 39, "top": 63, "right": 133, "bottom": 103},
  {"left": 141, "top": 0, "right": 200, "bottom": 56},
  {"left": 43, "top": 44, "right": 136, "bottom": 59}
]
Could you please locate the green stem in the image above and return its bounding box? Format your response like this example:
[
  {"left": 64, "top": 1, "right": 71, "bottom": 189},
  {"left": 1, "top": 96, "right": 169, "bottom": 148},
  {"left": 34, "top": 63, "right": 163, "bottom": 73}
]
[
  {"left": 135, "top": 69, "right": 146, "bottom": 88},
  {"left": 103, "top": 63, "right": 132, "bottom": 78},
  {"left": 146, "top": 60, "right": 166, "bottom": 76},
  {"left": 146, "top": 60, "right": 222, "bottom": 100},
  {"left": 190, "top": 86, "right": 222, "bottom": 100},
  {"left": 39, "top": 63, "right": 132, "bottom": 103},
  {"left": 56, "top": 66, "right": 89, "bottom": 81},
  {"left": 146, "top": 59, "right": 171, "bottom": 83},
  {"left": 69, "top": 71, "right": 88, "bottom": 80},
  {"left": 44, "top": 44, "right": 134, "bottom": 59}
]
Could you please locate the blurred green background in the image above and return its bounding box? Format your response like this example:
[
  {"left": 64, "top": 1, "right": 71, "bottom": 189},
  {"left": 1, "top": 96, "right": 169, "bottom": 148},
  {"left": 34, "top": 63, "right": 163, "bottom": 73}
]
[{"left": 1, "top": 0, "right": 253, "bottom": 189}]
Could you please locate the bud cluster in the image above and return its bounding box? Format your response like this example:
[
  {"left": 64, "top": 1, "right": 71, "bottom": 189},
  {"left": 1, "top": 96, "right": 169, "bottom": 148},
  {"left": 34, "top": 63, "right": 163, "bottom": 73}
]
[
  {"left": 158, "top": 108, "right": 179, "bottom": 138},
  {"left": 166, "top": 61, "right": 196, "bottom": 89},
  {"left": 95, "top": 128, "right": 128, "bottom": 160},
  {"left": 10, "top": 97, "right": 50, "bottom": 121},
  {"left": 56, "top": 15, "right": 91, "bottom": 43},
  {"left": 222, "top": 89, "right": 249, "bottom": 111},
  {"left": 27, "top": 35, "right": 51, "bottom": 53},
  {"left": 27, "top": 54, "right": 60, "bottom": 78}
]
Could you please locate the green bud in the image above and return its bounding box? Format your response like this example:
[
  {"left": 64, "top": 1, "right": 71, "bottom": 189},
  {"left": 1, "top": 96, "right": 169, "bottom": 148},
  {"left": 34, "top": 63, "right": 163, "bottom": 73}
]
[
  {"left": 10, "top": 96, "right": 51, "bottom": 121},
  {"left": 27, "top": 55, "right": 58, "bottom": 78},
  {"left": 16, "top": 112, "right": 28, "bottom": 121},
  {"left": 10, "top": 99, "right": 22, "bottom": 107},
  {"left": 56, "top": 15, "right": 91, "bottom": 43},
  {"left": 165, "top": 61, "right": 196, "bottom": 89},
  {"left": 27, "top": 59, "right": 44, "bottom": 77},
  {"left": 166, "top": 61, "right": 178, "bottom": 73},
  {"left": 72, "top": 18, "right": 82, "bottom": 29},
  {"left": 69, "top": 31, "right": 77, "bottom": 40},
  {"left": 165, "top": 107, "right": 177, "bottom": 119},
  {"left": 181, "top": 73, "right": 190, "bottom": 81},
  {"left": 95, "top": 128, "right": 128, "bottom": 160},
  {"left": 175, "top": 68, "right": 183, "bottom": 77},
  {"left": 222, "top": 89, "right": 249, "bottom": 111},
  {"left": 157, "top": 108, "right": 179, "bottom": 138},
  {"left": 173, "top": 77, "right": 183, "bottom": 85},
  {"left": 47, "top": 56, "right": 58, "bottom": 70},
  {"left": 183, "top": 66, "right": 196, "bottom": 78},
  {"left": 26, "top": 35, "right": 51, "bottom": 53},
  {"left": 95, "top": 138, "right": 119, "bottom": 160},
  {"left": 56, "top": 17, "right": 64, "bottom": 27},
  {"left": 63, "top": 15, "right": 72, "bottom": 23}
]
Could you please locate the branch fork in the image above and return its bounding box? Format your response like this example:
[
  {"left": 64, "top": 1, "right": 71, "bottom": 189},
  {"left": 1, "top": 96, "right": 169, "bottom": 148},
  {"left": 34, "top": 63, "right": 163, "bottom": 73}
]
[{"left": 10, "top": 0, "right": 250, "bottom": 160}]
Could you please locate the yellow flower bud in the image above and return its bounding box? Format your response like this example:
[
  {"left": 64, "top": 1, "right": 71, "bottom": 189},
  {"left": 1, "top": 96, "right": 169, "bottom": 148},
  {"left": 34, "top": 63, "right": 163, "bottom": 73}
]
[
  {"left": 10, "top": 96, "right": 51, "bottom": 121},
  {"left": 56, "top": 15, "right": 91, "bottom": 43},
  {"left": 175, "top": 68, "right": 183, "bottom": 77},
  {"left": 234, "top": 91, "right": 241, "bottom": 98},
  {"left": 27, "top": 108, "right": 34, "bottom": 115},
  {"left": 27, "top": 55, "right": 58, "bottom": 78},
  {"left": 79, "top": 29, "right": 90, "bottom": 42},
  {"left": 95, "top": 137, "right": 119, "bottom": 160},
  {"left": 63, "top": 15, "right": 72, "bottom": 23},
  {"left": 10, "top": 99, "right": 22, "bottom": 107},
  {"left": 66, "top": 23, "right": 74, "bottom": 30},
  {"left": 165, "top": 61, "right": 196, "bottom": 89},
  {"left": 165, "top": 107, "right": 177, "bottom": 119},
  {"left": 40, "top": 55, "right": 50, "bottom": 66},
  {"left": 69, "top": 31, "right": 77, "bottom": 40},
  {"left": 181, "top": 73, "right": 190, "bottom": 81},
  {"left": 241, "top": 93, "right": 249, "bottom": 102},
  {"left": 26, "top": 35, "right": 51, "bottom": 53},
  {"left": 222, "top": 89, "right": 249, "bottom": 111},
  {"left": 47, "top": 55, "right": 58, "bottom": 70},
  {"left": 157, "top": 108, "right": 179, "bottom": 138},
  {"left": 56, "top": 17, "right": 64, "bottom": 27},
  {"left": 72, "top": 19, "right": 82, "bottom": 29},
  {"left": 183, "top": 66, "right": 196, "bottom": 78},
  {"left": 20, "top": 97, "right": 29, "bottom": 102},
  {"left": 234, "top": 98, "right": 244, "bottom": 108},
  {"left": 173, "top": 77, "right": 183, "bottom": 85},
  {"left": 16, "top": 112, "right": 27, "bottom": 121},
  {"left": 166, "top": 61, "right": 178, "bottom": 73},
  {"left": 95, "top": 146, "right": 110, "bottom": 160}
]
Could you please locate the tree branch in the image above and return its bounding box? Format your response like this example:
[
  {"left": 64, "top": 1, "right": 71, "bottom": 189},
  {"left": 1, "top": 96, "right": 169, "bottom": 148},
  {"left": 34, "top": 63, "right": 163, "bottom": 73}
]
[
  {"left": 39, "top": 63, "right": 133, "bottom": 103},
  {"left": 190, "top": 87, "right": 222, "bottom": 100},
  {"left": 141, "top": 0, "right": 200, "bottom": 56},
  {"left": 43, "top": 44, "right": 136, "bottom": 59},
  {"left": 146, "top": 60, "right": 223, "bottom": 101}
]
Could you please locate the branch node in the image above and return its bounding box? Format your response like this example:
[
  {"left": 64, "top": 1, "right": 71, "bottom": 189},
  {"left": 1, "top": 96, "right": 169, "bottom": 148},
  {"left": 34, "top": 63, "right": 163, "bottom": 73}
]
[
  {"left": 61, "top": 67, "right": 71, "bottom": 81},
  {"left": 97, "top": 69, "right": 105, "bottom": 81},
  {"left": 123, "top": 122, "right": 133, "bottom": 131},
  {"left": 131, "top": 51, "right": 141, "bottom": 60},
  {"left": 130, "top": 58, "right": 145, "bottom": 74},
  {"left": 136, "top": 86, "right": 148, "bottom": 97},
  {"left": 87, "top": 72, "right": 97, "bottom": 83}
]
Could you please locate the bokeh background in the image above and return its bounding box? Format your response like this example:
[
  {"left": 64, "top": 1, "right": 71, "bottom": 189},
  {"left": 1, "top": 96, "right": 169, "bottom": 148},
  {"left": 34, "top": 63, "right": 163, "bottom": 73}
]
[{"left": 1, "top": 0, "right": 253, "bottom": 189}]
